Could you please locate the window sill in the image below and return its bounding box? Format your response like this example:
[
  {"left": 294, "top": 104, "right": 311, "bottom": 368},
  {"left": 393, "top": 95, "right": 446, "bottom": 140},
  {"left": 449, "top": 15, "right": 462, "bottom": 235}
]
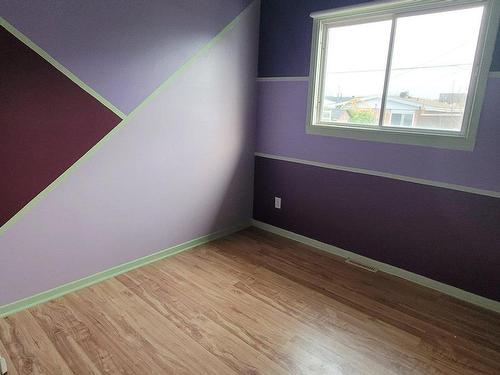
[{"left": 306, "top": 123, "right": 476, "bottom": 151}]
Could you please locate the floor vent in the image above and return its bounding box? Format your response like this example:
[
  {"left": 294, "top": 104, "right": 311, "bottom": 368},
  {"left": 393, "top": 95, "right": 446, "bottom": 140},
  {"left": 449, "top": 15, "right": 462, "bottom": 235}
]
[{"left": 345, "top": 258, "right": 378, "bottom": 273}]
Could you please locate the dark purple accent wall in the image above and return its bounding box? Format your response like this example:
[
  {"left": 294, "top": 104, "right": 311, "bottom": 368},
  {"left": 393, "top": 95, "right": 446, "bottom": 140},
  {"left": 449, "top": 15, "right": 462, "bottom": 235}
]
[
  {"left": 253, "top": 156, "right": 500, "bottom": 301},
  {"left": 0, "top": 27, "right": 122, "bottom": 227},
  {"left": 258, "top": 0, "right": 500, "bottom": 77},
  {"left": 255, "top": 0, "right": 500, "bottom": 302}
]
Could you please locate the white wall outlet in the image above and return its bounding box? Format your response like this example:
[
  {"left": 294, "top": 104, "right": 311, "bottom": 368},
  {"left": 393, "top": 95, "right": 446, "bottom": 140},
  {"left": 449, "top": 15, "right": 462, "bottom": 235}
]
[{"left": 274, "top": 197, "right": 281, "bottom": 209}]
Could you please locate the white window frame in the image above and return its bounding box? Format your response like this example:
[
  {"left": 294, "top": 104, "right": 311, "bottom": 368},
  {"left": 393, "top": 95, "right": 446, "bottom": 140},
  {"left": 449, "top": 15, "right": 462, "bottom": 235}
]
[{"left": 306, "top": 0, "right": 500, "bottom": 150}]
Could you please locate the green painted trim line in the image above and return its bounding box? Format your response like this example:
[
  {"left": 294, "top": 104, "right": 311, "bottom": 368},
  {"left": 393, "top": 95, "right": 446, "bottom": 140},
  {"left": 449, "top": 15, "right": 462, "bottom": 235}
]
[
  {"left": 0, "top": 17, "right": 126, "bottom": 119},
  {"left": 124, "top": 0, "right": 258, "bottom": 121},
  {"left": 0, "top": 0, "right": 257, "bottom": 237},
  {"left": 0, "top": 221, "right": 250, "bottom": 318}
]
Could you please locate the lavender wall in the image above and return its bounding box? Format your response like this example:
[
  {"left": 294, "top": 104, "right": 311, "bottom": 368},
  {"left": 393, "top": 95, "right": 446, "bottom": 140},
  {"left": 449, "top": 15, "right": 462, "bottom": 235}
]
[
  {"left": 254, "top": 0, "right": 500, "bottom": 301},
  {"left": 0, "top": 2, "right": 259, "bottom": 306},
  {"left": 256, "top": 78, "right": 500, "bottom": 192},
  {"left": 1, "top": 0, "right": 251, "bottom": 114}
]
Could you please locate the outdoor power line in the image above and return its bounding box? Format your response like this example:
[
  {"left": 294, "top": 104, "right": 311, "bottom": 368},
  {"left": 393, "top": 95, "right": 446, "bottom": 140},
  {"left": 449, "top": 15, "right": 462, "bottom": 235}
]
[{"left": 327, "top": 63, "right": 472, "bottom": 74}]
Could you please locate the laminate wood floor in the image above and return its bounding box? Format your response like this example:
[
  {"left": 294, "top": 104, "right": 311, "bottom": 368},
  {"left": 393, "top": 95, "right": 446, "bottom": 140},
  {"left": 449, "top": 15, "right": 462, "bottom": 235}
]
[{"left": 1, "top": 227, "right": 499, "bottom": 374}]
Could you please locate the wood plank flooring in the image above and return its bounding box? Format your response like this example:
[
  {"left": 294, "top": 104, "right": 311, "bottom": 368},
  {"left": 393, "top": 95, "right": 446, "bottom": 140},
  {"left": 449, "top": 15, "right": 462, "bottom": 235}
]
[{"left": 1, "top": 227, "right": 499, "bottom": 374}]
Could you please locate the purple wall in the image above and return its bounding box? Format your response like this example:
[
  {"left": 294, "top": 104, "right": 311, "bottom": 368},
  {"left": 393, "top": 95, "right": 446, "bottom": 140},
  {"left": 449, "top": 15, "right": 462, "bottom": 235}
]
[
  {"left": 253, "top": 156, "right": 500, "bottom": 301},
  {"left": 2, "top": 0, "right": 497, "bottom": 308},
  {"left": 256, "top": 78, "right": 500, "bottom": 192},
  {"left": 1, "top": 0, "right": 251, "bottom": 114},
  {"left": 254, "top": 0, "right": 500, "bottom": 302},
  {"left": 255, "top": 0, "right": 500, "bottom": 192},
  {"left": 0, "top": 2, "right": 259, "bottom": 306},
  {"left": 1, "top": 27, "right": 121, "bottom": 227}
]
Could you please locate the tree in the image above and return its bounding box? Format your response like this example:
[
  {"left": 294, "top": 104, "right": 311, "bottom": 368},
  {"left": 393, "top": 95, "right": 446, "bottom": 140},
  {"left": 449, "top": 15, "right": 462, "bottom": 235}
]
[{"left": 347, "top": 109, "right": 376, "bottom": 124}]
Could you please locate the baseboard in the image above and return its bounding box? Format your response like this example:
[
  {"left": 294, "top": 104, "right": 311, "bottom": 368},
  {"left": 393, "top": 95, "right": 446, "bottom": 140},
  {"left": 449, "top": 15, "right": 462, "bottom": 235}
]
[
  {"left": 251, "top": 219, "right": 500, "bottom": 314},
  {"left": 0, "top": 221, "right": 251, "bottom": 318}
]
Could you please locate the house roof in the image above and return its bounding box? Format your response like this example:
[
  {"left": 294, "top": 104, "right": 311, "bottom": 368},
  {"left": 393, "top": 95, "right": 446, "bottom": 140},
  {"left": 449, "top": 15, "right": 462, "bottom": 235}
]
[{"left": 324, "top": 95, "right": 464, "bottom": 113}]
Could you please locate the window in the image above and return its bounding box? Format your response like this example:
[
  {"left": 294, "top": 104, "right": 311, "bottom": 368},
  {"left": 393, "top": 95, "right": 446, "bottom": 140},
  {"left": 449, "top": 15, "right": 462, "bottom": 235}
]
[
  {"left": 390, "top": 111, "right": 414, "bottom": 127},
  {"left": 307, "top": 0, "right": 500, "bottom": 150}
]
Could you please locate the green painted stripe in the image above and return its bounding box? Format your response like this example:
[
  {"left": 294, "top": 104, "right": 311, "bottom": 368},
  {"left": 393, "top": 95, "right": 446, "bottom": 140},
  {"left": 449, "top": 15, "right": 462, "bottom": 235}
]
[
  {"left": 123, "top": 0, "right": 258, "bottom": 122},
  {"left": 0, "top": 221, "right": 250, "bottom": 318},
  {"left": 0, "top": 17, "right": 126, "bottom": 119},
  {"left": 0, "top": 0, "right": 257, "bottom": 237}
]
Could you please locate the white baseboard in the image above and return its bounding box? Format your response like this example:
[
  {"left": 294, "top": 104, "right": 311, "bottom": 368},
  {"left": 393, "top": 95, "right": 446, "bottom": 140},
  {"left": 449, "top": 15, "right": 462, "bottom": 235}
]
[{"left": 251, "top": 219, "right": 500, "bottom": 314}]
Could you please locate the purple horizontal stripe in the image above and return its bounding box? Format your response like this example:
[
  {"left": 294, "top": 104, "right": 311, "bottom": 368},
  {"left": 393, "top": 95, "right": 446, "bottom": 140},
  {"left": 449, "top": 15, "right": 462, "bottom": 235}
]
[
  {"left": 255, "top": 79, "right": 500, "bottom": 192},
  {"left": 253, "top": 156, "right": 500, "bottom": 301}
]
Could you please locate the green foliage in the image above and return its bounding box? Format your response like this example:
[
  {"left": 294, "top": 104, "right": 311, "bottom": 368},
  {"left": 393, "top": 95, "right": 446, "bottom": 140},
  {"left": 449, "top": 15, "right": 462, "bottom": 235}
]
[{"left": 348, "top": 109, "right": 376, "bottom": 124}]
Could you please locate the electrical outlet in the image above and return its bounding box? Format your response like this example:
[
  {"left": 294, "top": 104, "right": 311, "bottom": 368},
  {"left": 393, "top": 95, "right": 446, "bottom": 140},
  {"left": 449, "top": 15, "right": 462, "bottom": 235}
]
[{"left": 274, "top": 197, "right": 281, "bottom": 209}]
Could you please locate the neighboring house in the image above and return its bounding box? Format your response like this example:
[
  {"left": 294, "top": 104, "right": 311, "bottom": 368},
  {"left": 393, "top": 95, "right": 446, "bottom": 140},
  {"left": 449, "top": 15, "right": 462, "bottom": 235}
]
[{"left": 322, "top": 93, "right": 465, "bottom": 131}]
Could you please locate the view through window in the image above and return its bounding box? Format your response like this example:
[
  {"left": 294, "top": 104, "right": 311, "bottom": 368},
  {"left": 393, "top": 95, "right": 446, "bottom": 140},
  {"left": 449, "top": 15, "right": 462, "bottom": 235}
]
[{"left": 318, "top": 5, "right": 485, "bottom": 133}]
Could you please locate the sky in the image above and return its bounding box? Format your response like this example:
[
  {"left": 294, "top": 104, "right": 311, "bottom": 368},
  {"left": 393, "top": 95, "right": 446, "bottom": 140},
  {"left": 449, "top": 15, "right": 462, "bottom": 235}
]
[{"left": 323, "top": 6, "right": 484, "bottom": 101}]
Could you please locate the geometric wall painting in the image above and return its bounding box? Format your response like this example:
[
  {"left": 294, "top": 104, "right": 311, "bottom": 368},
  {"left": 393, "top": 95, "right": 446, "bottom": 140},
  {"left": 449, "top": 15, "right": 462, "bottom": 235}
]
[{"left": 0, "top": 26, "right": 122, "bottom": 227}]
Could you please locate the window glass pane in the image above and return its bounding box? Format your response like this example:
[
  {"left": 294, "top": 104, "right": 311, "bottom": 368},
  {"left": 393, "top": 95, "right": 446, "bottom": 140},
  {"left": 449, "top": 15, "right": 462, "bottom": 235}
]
[
  {"left": 391, "top": 113, "right": 402, "bottom": 125},
  {"left": 382, "top": 7, "right": 484, "bottom": 132},
  {"left": 402, "top": 114, "right": 413, "bottom": 126},
  {"left": 320, "top": 20, "right": 392, "bottom": 125}
]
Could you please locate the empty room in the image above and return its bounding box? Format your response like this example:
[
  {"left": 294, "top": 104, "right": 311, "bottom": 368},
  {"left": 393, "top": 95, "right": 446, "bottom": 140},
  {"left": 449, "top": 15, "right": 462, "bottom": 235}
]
[{"left": 1, "top": 0, "right": 500, "bottom": 374}]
